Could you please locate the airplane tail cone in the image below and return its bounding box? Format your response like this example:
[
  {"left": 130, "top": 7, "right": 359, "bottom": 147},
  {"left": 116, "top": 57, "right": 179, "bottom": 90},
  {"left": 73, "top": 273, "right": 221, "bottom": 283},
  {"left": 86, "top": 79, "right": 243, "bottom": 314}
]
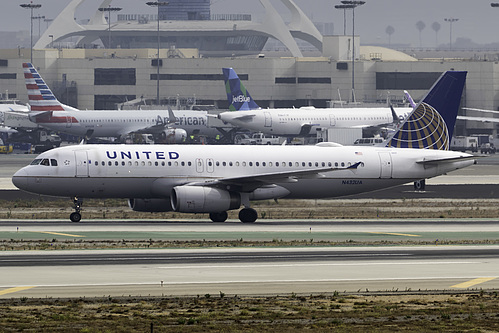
[
  {"left": 386, "top": 71, "right": 467, "bottom": 150},
  {"left": 222, "top": 68, "right": 260, "bottom": 111}
]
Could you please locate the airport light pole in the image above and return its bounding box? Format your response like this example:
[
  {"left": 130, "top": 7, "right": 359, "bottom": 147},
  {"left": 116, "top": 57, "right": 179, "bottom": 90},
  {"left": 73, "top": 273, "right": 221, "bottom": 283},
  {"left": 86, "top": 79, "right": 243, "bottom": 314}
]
[
  {"left": 444, "top": 17, "right": 458, "bottom": 50},
  {"left": 98, "top": 5, "right": 122, "bottom": 48},
  {"left": 339, "top": 1, "right": 365, "bottom": 103},
  {"left": 147, "top": 1, "right": 169, "bottom": 106},
  {"left": 334, "top": 4, "right": 350, "bottom": 35},
  {"left": 20, "top": 2, "right": 42, "bottom": 64}
]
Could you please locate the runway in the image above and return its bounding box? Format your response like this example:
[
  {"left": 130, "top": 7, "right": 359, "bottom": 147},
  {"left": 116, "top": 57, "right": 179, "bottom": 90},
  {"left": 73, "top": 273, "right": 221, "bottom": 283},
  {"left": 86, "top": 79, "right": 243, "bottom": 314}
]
[{"left": 0, "top": 246, "right": 498, "bottom": 298}]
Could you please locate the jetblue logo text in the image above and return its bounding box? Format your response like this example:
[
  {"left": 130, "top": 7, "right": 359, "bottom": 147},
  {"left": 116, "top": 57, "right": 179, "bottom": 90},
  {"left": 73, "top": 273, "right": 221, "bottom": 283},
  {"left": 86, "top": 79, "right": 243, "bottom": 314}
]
[{"left": 232, "top": 95, "right": 250, "bottom": 104}]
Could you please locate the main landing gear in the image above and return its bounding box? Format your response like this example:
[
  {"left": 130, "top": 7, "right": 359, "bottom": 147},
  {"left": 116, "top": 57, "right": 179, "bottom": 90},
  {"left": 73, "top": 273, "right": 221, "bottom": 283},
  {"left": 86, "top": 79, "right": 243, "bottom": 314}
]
[
  {"left": 70, "top": 197, "right": 82, "bottom": 222},
  {"left": 208, "top": 208, "right": 258, "bottom": 223}
]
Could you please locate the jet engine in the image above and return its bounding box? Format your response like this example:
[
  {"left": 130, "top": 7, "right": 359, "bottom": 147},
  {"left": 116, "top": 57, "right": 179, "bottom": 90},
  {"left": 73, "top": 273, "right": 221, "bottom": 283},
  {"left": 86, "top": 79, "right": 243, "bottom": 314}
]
[
  {"left": 171, "top": 186, "right": 241, "bottom": 213},
  {"left": 160, "top": 128, "right": 187, "bottom": 143},
  {"left": 128, "top": 198, "right": 173, "bottom": 212}
]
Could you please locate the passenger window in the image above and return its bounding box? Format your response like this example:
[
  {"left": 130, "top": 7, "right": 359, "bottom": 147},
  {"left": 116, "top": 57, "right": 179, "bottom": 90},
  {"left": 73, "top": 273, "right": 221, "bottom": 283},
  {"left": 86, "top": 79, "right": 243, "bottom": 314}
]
[
  {"left": 249, "top": 162, "right": 253, "bottom": 167},
  {"left": 122, "top": 161, "right": 125, "bottom": 166},
  {"left": 108, "top": 161, "right": 112, "bottom": 166},
  {"left": 115, "top": 161, "right": 119, "bottom": 166},
  {"left": 188, "top": 161, "right": 192, "bottom": 166},
  {"left": 155, "top": 161, "right": 159, "bottom": 166},
  {"left": 102, "top": 161, "right": 105, "bottom": 166},
  {"left": 95, "top": 161, "right": 98, "bottom": 166}
]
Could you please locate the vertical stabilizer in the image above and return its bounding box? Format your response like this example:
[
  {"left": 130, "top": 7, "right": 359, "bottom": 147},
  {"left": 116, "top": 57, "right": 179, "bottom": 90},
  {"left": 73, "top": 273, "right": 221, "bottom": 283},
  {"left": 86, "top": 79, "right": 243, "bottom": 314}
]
[
  {"left": 386, "top": 71, "right": 467, "bottom": 150},
  {"left": 222, "top": 68, "right": 260, "bottom": 111},
  {"left": 23, "top": 63, "right": 77, "bottom": 112}
]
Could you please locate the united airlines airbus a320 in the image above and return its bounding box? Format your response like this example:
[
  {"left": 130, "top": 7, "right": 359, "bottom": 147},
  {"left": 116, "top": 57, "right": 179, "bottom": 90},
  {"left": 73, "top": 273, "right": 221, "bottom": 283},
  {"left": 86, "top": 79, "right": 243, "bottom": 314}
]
[
  {"left": 22, "top": 63, "right": 219, "bottom": 142},
  {"left": 13, "top": 71, "right": 474, "bottom": 223}
]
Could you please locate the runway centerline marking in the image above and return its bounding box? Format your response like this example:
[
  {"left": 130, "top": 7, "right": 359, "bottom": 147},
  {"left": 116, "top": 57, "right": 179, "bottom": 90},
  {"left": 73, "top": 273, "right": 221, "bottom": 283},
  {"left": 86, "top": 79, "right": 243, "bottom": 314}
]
[
  {"left": 0, "top": 286, "right": 35, "bottom": 296},
  {"left": 368, "top": 232, "right": 421, "bottom": 237},
  {"left": 450, "top": 277, "right": 497, "bottom": 289},
  {"left": 28, "top": 231, "right": 85, "bottom": 238}
]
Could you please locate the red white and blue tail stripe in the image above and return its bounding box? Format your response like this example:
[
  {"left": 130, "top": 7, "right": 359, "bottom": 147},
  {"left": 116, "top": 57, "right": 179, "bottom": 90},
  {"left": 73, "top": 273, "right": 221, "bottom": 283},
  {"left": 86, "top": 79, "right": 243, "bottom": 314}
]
[{"left": 23, "top": 62, "right": 67, "bottom": 112}]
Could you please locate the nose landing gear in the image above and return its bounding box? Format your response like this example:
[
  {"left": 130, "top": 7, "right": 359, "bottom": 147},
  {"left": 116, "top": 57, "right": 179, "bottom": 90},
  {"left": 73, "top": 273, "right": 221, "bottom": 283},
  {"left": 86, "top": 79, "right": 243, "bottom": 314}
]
[{"left": 69, "top": 197, "right": 82, "bottom": 222}]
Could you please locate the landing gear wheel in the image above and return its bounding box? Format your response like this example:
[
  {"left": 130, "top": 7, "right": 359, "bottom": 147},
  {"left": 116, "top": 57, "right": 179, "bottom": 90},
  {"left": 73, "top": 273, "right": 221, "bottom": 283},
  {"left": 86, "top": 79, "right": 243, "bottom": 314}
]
[
  {"left": 239, "top": 208, "right": 258, "bottom": 223},
  {"left": 70, "top": 212, "right": 81, "bottom": 222},
  {"left": 70, "top": 196, "right": 83, "bottom": 222},
  {"left": 209, "top": 211, "right": 228, "bottom": 222},
  {"left": 413, "top": 179, "right": 426, "bottom": 191}
]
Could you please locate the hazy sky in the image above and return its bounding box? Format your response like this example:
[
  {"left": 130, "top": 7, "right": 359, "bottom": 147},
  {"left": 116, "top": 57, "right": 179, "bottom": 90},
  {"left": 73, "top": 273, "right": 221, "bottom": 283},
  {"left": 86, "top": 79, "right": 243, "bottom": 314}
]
[{"left": 4, "top": 0, "right": 499, "bottom": 47}]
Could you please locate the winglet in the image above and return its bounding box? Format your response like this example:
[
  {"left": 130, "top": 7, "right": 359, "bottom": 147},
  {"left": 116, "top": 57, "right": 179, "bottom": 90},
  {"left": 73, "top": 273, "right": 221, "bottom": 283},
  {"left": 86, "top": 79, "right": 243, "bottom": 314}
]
[
  {"left": 385, "top": 71, "right": 467, "bottom": 150},
  {"left": 22, "top": 62, "right": 77, "bottom": 112},
  {"left": 167, "top": 105, "right": 177, "bottom": 124},
  {"left": 222, "top": 68, "right": 260, "bottom": 111}
]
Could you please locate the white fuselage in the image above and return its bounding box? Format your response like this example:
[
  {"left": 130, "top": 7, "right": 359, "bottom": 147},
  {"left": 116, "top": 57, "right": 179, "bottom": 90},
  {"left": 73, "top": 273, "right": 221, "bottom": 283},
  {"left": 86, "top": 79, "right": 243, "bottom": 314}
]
[
  {"left": 218, "top": 107, "right": 412, "bottom": 137},
  {"left": 30, "top": 109, "right": 219, "bottom": 138},
  {"left": 13, "top": 144, "right": 473, "bottom": 200}
]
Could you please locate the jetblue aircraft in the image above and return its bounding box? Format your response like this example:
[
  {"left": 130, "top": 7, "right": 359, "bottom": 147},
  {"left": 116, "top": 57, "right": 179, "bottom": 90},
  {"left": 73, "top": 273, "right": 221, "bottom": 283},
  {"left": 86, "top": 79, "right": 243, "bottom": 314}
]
[
  {"left": 22, "top": 63, "right": 219, "bottom": 142},
  {"left": 218, "top": 68, "right": 412, "bottom": 137},
  {"left": 12, "top": 71, "right": 474, "bottom": 223}
]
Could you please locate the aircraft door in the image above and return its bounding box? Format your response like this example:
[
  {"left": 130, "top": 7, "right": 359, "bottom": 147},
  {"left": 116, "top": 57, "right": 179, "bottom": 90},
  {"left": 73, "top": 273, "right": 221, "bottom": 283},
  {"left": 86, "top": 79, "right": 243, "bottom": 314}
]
[
  {"left": 75, "top": 151, "right": 89, "bottom": 177},
  {"left": 66, "top": 116, "right": 72, "bottom": 128},
  {"left": 329, "top": 114, "right": 336, "bottom": 127},
  {"left": 206, "top": 158, "right": 214, "bottom": 173},
  {"left": 378, "top": 152, "right": 393, "bottom": 178},
  {"left": 195, "top": 158, "right": 204, "bottom": 173},
  {"left": 264, "top": 112, "right": 272, "bottom": 127}
]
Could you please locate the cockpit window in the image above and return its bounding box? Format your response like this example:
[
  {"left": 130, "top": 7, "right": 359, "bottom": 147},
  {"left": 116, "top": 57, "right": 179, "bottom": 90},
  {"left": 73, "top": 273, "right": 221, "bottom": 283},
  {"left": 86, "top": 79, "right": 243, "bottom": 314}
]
[{"left": 29, "top": 158, "right": 58, "bottom": 166}]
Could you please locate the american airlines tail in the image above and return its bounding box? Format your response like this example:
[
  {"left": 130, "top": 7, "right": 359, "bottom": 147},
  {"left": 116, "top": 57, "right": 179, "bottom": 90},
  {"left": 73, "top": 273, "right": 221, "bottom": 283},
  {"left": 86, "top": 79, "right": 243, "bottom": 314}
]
[
  {"left": 222, "top": 67, "right": 260, "bottom": 111},
  {"left": 385, "top": 71, "right": 467, "bottom": 150},
  {"left": 23, "top": 62, "right": 78, "bottom": 113}
]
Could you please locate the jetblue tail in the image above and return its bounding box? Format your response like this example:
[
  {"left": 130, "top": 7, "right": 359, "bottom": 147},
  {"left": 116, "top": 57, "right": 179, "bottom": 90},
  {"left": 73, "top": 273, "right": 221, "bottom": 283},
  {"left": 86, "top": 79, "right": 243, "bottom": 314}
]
[
  {"left": 222, "top": 68, "right": 260, "bottom": 111},
  {"left": 385, "top": 71, "right": 467, "bottom": 150},
  {"left": 23, "top": 63, "right": 77, "bottom": 112}
]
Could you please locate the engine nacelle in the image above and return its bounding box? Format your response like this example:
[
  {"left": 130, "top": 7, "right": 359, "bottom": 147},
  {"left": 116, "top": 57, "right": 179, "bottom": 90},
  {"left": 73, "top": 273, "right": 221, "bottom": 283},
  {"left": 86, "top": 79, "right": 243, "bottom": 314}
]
[
  {"left": 128, "top": 198, "right": 173, "bottom": 212},
  {"left": 171, "top": 186, "right": 241, "bottom": 213},
  {"left": 162, "top": 128, "right": 187, "bottom": 143}
]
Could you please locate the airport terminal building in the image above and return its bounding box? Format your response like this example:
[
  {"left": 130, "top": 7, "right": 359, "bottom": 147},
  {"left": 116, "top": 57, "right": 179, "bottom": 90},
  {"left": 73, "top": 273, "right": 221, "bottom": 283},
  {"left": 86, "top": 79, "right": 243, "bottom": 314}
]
[{"left": 1, "top": 0, "right": 499, "bottom": 138}]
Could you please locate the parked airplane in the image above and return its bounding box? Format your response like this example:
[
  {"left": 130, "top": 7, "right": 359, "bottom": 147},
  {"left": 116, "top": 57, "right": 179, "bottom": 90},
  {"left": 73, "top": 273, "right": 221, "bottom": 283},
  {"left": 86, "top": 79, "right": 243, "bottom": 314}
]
[
  {"left": 12, "top": 71, "right": 474, "bottom": 223},
  {"left": 22, "top": 63, "right": 220, "bottom": 142},
  {"left": 217, "top": 68, "right": 412, "bottom": 137}
]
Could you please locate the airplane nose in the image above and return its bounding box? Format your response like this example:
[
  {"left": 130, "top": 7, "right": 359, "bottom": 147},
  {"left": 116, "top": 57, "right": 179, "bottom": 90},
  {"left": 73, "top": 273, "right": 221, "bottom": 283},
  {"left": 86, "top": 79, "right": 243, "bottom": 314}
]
[{"left": 12, "top": 168, "right": 28, "bottom": 191}]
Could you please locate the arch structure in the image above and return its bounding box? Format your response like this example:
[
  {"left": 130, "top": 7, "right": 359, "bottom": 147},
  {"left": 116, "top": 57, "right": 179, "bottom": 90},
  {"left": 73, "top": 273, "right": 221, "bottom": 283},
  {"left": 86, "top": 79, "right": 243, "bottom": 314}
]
[{"left": 34, "top": 0, "right": 323, "bottom": 57}]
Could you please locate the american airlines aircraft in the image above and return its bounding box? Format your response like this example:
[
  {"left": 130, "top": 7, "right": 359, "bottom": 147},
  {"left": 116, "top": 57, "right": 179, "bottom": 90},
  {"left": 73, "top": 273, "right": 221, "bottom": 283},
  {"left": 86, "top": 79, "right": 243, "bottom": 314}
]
[
  {"left": 217, "top": 68, "right": 412, "bottom": 137},
  {"left": 12, "top": 71, "right": 474, "bottom": 223},
  {"left": 22, "top": 63, "right": 219, "bottom": 142}
]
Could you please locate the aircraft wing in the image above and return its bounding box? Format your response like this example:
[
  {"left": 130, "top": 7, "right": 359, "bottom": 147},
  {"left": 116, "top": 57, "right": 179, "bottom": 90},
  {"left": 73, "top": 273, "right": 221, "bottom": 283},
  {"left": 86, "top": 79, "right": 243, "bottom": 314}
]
[
  {"left": 188, "top": 162, "right": 361, "bottom": 192},
  {"left": 457, "top": 115, "right": 499, "bottom": 123},
  {"left": 117, "top": 106, "right": 178, "bottom": 136},
  {"left": 463, "top": 107, "right": 499, "bottom": 115}
]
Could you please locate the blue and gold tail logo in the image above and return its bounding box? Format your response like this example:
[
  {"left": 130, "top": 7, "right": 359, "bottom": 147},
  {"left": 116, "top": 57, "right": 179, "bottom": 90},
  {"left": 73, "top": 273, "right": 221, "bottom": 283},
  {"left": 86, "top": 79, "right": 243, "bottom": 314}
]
[
  {"left": 386, "top": 102, "right": 449, "bottom": 150},
  {"left": 385, "top": 71, "right": 467, "bottom": 150}
]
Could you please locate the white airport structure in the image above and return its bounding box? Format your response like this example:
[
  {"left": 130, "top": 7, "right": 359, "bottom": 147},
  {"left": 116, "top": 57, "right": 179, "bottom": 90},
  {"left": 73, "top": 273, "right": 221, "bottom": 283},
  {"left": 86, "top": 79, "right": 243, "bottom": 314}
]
[{"left": 1, "top": 0, "right": 499, "bottom": 139}]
